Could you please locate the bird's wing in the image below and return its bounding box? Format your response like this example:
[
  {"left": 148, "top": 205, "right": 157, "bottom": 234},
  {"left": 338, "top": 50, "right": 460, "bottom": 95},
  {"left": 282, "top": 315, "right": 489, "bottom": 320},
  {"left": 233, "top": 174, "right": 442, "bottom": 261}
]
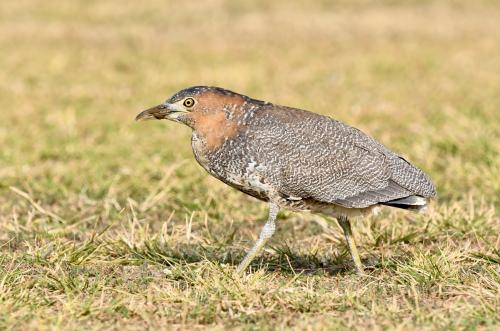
[{"left": 250, "top": 106, "right": 436, "bottom": 208}]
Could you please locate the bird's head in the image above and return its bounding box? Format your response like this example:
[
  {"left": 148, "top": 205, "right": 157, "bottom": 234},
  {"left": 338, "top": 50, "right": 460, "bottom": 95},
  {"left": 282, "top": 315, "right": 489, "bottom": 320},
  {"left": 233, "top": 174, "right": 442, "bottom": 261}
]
[{"left": 135, "top": 86, "right": 250, "bottom": 127}]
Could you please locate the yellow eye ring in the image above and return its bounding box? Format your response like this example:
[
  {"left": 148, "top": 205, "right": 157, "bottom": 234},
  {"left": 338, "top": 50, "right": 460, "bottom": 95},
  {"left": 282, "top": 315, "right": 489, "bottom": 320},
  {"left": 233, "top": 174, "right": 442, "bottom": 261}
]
[{"left": 183, "top": 98, "right": 195, "bottom": 108}]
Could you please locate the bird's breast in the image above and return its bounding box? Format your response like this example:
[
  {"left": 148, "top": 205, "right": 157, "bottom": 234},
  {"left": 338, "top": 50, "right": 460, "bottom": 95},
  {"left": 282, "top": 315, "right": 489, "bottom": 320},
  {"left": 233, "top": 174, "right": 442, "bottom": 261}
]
[{"left": 191, "top": 133, "right": 276, "bottom": 201}]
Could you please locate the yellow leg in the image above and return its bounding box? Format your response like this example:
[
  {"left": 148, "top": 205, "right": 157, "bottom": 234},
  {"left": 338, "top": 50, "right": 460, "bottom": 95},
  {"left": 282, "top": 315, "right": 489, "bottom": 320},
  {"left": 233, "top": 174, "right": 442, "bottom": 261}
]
[
  {"left": 237, "top": 203, "right": 279, "bottom": 273},
  {"left": 337, "top": 216, "right": 365, "bottom": 274}
]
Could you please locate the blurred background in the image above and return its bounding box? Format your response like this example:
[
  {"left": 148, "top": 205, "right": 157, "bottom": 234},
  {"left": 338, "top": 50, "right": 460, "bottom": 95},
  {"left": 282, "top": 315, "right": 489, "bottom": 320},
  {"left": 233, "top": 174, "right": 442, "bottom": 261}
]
[
  {"left": 1, "top": 0, "right": 498, "bottom": 203},
  {"left": 0, "top": 0, "right": 499, "bottom": 329}
]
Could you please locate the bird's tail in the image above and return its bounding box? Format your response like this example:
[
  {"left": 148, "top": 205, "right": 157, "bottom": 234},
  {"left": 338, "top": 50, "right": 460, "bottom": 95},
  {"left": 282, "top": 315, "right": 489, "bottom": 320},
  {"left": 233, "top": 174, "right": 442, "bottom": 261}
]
[{"left": 380, "top": 195, "right": 428, "bottom": 212}]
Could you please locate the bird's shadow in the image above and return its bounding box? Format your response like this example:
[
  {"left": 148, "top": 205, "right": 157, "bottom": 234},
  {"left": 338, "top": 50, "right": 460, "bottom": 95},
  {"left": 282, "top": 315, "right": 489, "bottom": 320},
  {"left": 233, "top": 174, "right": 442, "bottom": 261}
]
[
  {"left": 130, "top": 241, "right": 379, "bottom": 276},
  {"left": 245, "top": 245, "right": 380, "bottom": 276}
]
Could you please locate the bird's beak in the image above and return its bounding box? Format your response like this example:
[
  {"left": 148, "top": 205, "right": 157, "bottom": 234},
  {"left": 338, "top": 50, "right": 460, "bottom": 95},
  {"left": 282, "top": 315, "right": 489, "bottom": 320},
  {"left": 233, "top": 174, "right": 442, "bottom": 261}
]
[{"left": 135, "top": 103, "right": 175, "bottom": 121}]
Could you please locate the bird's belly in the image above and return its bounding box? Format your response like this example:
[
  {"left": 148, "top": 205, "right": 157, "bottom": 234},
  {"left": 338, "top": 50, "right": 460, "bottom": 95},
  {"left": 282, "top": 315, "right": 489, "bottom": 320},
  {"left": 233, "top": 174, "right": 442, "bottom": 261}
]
[
  {"left": 219, "top": 169, "right": 273, "bottom": 201},
  {"left": 312, "top": 202, "right": 379, "bottom": 218}
]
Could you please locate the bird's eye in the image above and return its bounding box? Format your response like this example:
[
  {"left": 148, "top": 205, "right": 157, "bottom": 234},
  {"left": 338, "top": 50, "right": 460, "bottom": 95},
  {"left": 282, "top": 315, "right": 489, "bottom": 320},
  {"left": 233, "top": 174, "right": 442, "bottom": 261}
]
[{"left": 183, "top": 98, "right": 195, "bottom": 108}]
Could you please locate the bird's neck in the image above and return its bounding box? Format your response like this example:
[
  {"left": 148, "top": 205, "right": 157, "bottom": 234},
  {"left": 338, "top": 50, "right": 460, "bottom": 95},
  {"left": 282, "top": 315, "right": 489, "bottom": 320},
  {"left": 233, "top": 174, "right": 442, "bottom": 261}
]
[{"left": 186, "top": 109, "right": 242, "bottom": 153}]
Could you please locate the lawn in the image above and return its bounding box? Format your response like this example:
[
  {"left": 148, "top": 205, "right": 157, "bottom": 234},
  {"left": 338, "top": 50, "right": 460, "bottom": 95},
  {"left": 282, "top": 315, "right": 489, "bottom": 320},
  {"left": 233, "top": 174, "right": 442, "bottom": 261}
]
[{"left": 0, "top": 1, "right": 499, "bottom": 330}]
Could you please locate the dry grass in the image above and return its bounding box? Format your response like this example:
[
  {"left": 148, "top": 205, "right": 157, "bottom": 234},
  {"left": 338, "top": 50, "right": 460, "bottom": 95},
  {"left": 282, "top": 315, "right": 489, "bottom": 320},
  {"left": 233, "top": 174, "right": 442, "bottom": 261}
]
[{"left": 0, "top": 0, "right": 499, "bottom": 330}]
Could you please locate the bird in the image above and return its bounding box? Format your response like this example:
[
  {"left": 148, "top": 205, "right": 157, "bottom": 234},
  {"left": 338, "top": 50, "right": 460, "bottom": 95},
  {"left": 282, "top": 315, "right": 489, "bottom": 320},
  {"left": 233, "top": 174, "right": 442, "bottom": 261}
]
[{"left": 136, "top": 86, "right": 437, "bottom": 274}]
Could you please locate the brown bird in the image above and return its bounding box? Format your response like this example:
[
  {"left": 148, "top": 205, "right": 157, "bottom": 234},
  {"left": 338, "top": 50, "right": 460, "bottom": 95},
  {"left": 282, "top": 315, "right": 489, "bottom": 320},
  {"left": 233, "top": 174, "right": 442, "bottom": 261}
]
[{"left": 136, "top": 86, "right": 436, "bottom": 274}]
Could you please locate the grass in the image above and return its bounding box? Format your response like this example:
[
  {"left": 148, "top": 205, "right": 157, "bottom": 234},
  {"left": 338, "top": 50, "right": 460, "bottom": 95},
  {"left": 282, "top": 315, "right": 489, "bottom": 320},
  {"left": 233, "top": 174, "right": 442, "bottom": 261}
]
[{"left": 0, "top": 0, "right": 499, "bottom": 330}]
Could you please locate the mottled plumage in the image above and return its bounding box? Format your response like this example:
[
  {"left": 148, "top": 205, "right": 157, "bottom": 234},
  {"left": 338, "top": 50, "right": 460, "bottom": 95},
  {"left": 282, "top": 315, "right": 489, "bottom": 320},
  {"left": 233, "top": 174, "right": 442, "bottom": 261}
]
[{"left": 136, "top": 86, "right": 437, "bottom": 274}]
